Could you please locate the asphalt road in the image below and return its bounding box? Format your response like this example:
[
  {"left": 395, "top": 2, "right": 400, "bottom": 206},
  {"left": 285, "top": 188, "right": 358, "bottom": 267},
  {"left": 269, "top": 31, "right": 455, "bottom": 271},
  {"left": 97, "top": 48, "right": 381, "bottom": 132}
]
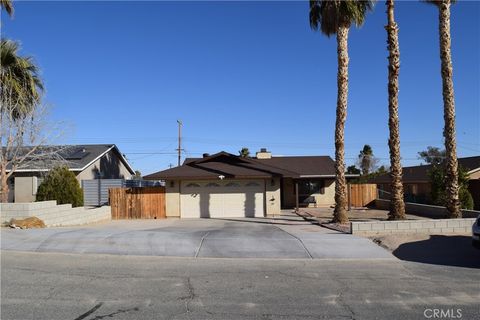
[
  {"left": 1, "top": 214, "right": 392, "bottom": 259},
  {"left": 2, "top": 251, "right": 479, "bottom": 320}
]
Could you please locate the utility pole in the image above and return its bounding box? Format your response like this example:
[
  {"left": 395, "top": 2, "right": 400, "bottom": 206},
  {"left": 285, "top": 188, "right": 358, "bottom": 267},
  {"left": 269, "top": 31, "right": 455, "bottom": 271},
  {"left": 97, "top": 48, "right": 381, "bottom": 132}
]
[{"left": 176, "top": 120, "right": 183, "bottom": 166}]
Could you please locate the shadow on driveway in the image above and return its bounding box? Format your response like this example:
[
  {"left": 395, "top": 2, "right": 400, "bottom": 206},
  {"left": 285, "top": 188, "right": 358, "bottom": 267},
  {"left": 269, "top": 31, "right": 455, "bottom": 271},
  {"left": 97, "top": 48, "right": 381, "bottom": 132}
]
[{"left": 393, "top": 235, "right": 480, "bottom": 269}]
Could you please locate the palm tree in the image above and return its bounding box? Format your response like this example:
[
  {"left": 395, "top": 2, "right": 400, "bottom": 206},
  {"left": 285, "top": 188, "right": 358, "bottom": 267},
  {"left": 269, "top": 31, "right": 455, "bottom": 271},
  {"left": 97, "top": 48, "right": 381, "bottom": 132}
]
[
  {"left": 309, "top": 0, "right": 374, "bottom": 224},
  {"left": 1, "top": 39, "right": 44, "bottom": 119},
  {"left": 385, "top": 0, "right": 405, "bottom": 220},
  {"left": 425, "top": 0, "right": 460, "bottom": 218}
]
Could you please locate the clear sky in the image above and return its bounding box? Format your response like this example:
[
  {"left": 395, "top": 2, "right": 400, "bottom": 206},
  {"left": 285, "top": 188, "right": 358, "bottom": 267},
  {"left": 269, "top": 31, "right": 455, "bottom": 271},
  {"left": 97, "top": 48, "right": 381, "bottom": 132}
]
[{"left": 2, "top": 1, "right": 479, "bottom": 175}]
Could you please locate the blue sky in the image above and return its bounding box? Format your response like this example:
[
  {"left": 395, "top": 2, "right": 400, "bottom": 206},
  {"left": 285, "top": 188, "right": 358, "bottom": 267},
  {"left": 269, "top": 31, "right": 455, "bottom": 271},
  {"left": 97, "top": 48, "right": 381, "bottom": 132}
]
[{"left": 2, "top": 1, "right": 479, "bottom": 175}]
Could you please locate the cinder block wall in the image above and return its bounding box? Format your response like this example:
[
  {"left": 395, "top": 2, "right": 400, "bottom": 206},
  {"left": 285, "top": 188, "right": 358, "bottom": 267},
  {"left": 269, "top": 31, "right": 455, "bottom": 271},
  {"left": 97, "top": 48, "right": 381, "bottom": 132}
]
[
  {"left": 375, "top": 199, "right": 479, "bottom": 219},
  {"left": 351, "top": 218, "right": 476, "bottom": 236},
  {"left": 1, "top": 201, "right": 111, "bottom": 227}
]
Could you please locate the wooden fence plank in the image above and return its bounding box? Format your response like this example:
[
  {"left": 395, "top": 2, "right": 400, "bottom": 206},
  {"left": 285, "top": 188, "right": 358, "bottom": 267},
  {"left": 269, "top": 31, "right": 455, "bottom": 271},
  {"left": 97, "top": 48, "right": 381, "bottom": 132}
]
[{"left": 108, "top": 187, "right": 166, "bottom": 219}]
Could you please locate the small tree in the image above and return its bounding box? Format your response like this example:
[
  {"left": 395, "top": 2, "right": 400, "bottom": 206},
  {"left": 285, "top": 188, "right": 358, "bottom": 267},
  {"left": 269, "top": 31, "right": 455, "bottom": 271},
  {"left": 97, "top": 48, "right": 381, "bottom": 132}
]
[
  {"left": 428, "top": 164, "right": 473, "bottom": 211},
  {"left": 36, "top": 166, "right": 83, "bottom": 207},
  {"left": 418, "top": 146, "right": 446, "bottom": 165},
  {"left": 239, "top": 147, "right": 250, "bottom": 158},
  {"left": 357, "top": 145, "right": 379, "bottom": 175}
]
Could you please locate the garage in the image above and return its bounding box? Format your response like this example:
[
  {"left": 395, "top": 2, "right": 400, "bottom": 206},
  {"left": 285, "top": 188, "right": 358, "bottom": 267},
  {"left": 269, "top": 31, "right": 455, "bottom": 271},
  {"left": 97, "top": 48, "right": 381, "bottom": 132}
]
[{"left": 180, "top": 180, "right": 265, "bottom": 218}]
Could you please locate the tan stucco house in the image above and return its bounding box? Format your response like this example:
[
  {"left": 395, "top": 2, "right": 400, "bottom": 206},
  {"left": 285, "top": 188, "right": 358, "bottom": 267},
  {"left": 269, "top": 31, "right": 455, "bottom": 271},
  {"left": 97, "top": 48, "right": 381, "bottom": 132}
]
[
  {"left": 6, "top": 144, "right": 135, "bottom": 202},
  {"left": 144, "top": 149, "right": 358, "bottom": 218}
]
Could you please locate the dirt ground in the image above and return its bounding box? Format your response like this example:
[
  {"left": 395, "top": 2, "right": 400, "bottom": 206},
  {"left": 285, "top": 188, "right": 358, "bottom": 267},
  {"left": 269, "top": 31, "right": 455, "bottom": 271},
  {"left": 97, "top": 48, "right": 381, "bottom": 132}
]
[{"left": 370, "top": 234, "right": 432, "bottom": 251}]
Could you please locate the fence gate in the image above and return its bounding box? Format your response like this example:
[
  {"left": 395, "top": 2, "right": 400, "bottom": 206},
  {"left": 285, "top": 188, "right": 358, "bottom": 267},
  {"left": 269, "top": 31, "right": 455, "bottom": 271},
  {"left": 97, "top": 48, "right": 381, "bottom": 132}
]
[
  {"left": 109, "top": 187, "right": 166, "bottom": 219},
  {"left": 349, "top": 184, "right": 377, "bottom": 207},
  {"left": 82, "top": 179, "right": 124, "bottom": 206},
  {"left": 82, "top": 179, "right": 164, "bottom": 207}
]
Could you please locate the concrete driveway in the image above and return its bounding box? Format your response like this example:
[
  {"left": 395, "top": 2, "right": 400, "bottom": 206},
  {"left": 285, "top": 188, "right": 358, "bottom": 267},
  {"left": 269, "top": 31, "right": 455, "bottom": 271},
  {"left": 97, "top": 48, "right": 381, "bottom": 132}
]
[{"left": 1, "top": 212, "right": 393, "bottom": 259}]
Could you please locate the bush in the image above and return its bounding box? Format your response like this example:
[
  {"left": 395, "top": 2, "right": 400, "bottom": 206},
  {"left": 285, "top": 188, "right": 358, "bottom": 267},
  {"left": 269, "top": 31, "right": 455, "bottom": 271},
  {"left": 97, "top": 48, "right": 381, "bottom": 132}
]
[
  {"left": 428, "top": 164, "right": 473, "bottom": 210},
  {"left": 36, "top": 166, "right": 83, "bottom": 207},
  {"left": 459, "top": 188, "right": 474, "bottom": 210}
]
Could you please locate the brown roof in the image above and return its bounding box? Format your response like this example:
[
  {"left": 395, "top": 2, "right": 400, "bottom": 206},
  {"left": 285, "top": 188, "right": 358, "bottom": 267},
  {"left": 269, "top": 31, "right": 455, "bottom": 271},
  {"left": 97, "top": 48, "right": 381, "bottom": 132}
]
[
  {"left": 257, "top": 156, "right": 335, "bottom": 177},
  {"left": 144, "top": 152, "right": 337, "bottom": 180},
  {"left": 373, "top": 156, "right": 480, "bottom": 184}
]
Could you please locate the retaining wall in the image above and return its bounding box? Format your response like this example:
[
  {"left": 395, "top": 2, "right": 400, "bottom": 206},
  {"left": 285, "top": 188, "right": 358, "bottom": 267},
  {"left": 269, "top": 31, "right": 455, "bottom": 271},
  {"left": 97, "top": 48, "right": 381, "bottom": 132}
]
[
  {"left": 374, "top": 199, "right": 479, "bottom": 219},
  {"left": 351, "top": 218, "right": 476, "bottom": 236},
  {"left": 0, "top": 201, "right": 111, "bottom": 227}
]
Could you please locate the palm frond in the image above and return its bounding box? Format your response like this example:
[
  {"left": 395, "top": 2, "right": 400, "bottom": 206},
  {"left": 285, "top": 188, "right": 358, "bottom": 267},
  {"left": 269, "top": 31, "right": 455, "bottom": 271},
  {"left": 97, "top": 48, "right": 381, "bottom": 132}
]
[
  {"left": 1, "top": 39, "right": 44, "bottom": 119},
  {"left": 423, "top": 0, "right": 457, "bottom": 8},
  {"left": 0, "top": 0, "right": 14, "bottom": 16},
  {"left": 309, "top": 0, "right": 375, "bottom": 36}
]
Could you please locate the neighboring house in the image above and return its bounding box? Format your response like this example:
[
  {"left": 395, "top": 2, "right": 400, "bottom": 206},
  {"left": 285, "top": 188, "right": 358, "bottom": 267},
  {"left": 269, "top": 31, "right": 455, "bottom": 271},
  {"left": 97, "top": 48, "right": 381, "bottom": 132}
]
[
  {"left": 144, "top": 149, "right": 358, "bottom": 218},
  {"left": 6, "top": 144, "right": 135, "bottom": 203},
  {"left": 372, "top": 156, "right": 480, "bottom": 210}
]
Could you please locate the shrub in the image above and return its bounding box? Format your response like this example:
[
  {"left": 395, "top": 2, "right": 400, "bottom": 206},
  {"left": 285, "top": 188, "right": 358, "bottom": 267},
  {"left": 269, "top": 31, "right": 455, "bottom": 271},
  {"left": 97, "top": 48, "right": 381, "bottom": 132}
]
[
  {"left": 428, "top": 164, "right": 473, "bottom": 210},
  {"left": 36, "top": 166, "right": 83, "bottom": 207},
  {"left": 459, "top": 187, "right": 474, "bottom": 210}
]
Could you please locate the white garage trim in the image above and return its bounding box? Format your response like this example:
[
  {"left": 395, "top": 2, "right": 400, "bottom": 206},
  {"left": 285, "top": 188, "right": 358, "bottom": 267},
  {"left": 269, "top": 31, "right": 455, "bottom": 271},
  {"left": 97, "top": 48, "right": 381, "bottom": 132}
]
[{"left": 180, "top": 180, "right": 265, "bottom": 218}]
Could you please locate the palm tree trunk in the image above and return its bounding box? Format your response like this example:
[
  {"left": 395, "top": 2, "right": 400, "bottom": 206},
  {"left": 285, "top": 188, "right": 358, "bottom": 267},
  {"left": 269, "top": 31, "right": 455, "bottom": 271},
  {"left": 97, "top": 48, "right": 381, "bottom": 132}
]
[
  {"left": 438, "top": 0, "right": 460, "bottom": 218},
  {"left": 385, "top": 0, "right": 406, "bottom": 220},
  {"left": 332, "top": 25, "right": 349, "bottom": 224}
]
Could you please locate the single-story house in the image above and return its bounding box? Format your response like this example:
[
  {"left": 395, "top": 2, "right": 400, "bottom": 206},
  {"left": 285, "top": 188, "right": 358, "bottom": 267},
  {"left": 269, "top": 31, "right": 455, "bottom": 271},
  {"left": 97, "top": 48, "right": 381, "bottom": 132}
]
[
  {"left": 144, "top": 149, "right": 358, "bottom": 218},
  {"left": 372, "top": 156, "right": 480, "bottom": 210},
  {"left": 5, "top": 144, "right": 135, "bottom": 202}
]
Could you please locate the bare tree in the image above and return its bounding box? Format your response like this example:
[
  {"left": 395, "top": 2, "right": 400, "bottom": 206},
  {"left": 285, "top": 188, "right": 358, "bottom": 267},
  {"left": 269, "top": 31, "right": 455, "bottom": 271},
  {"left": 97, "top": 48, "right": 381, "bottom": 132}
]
[{"left": 0, "top": 85, "right": 67, "bottom": 202}]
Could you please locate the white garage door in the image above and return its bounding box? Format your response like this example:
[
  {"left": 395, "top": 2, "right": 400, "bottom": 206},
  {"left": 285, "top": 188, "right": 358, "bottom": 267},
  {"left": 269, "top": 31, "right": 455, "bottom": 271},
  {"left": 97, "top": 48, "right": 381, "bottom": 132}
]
[{"left": 180, "top": 180, "right": 265, "bottom": 218}]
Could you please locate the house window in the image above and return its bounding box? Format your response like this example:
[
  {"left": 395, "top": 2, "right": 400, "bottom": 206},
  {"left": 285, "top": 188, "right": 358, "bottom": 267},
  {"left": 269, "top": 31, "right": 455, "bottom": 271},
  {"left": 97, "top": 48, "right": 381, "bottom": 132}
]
[
  {"left": 205, "top": 182, "right": 220, "bottom": 187},
  {"left": 226, "top": 182, "right": 240, "bottom": 187},
  {"left": 297, "top": 180, "right": 325, "bottom": 195},
  {"left": 185, "top": 183, "right": 200, "bottom": 188}
]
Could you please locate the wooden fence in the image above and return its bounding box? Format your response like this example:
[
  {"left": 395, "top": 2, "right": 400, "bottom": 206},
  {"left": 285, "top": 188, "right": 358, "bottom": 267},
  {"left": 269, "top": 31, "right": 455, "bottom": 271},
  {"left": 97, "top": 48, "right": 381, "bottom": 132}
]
[
  {"left": 349, "top": 184, "right": 377, "bottom": 207},
  {"left": 109, "top": 187, "right": 166, "bottom": 219}
]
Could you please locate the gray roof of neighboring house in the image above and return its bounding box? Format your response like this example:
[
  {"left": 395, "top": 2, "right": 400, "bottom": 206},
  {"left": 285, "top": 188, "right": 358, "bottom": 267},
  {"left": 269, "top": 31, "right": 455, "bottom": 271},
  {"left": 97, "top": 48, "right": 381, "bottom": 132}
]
[
  {"left": 144, "top": 151, "right": 343, "bottom": 180},
  {"left": 372, "top": 156, "right": 480, "bottom": 184},
  {"left": 5, "top": 144, "right": 135, "bottom": 174}
]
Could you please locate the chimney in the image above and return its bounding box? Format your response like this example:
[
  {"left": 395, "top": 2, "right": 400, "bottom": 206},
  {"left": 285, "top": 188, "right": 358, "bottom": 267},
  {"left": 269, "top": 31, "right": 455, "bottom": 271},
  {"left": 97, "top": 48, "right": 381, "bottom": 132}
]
[{"left": 256, "top": 148, "right": 272, "bottom": 159}]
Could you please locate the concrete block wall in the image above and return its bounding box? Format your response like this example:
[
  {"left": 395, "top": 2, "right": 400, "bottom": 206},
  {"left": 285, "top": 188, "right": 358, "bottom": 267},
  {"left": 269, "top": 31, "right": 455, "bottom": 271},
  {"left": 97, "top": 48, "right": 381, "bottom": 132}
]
[
  {"left": 351, "top": 218, "right": 476, "bottom": 236},
  {"left": 0, "top": 201, "right": 111, "bottom": 227},
  {"left": 375, "top": 199, "right": 479, "bottom": 219}
]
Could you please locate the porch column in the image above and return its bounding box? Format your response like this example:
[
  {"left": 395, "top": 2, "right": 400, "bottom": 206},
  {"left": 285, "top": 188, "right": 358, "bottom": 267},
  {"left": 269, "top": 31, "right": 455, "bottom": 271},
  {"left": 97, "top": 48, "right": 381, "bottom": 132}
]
[{"left": 295, "top": 181, "right": 299, "bottom": 213}]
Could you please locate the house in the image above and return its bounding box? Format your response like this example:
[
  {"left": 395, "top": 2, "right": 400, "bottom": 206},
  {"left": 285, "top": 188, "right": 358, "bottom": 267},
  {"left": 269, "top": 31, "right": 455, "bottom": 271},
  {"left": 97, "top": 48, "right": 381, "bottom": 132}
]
[
  {"left": 372, "top": 156, "right": 480, "bottom": 210},
  {"left": 6, "top": 144, "right": 135, "bottom": 203},
  {"left": 144, "top": 149, "right": 358, "bottom": 218}
]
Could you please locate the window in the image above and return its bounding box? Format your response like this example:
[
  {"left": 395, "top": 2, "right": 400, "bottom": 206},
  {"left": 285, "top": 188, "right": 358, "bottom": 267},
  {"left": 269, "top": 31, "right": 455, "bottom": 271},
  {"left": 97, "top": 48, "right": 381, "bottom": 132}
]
[
  {"left": 185, "top": 183, "right": 200, "bottom": 188},
  {"left": 226, "top": 182, "right": 240, "bottom": 187},
  {"left": 245, "top": 182, "right": 260, "bottom": 187},
  {"left": 297, "top": 180, "right": 325, "bottom": 195},
  {"left": 205, "top": 182, "right": 220, "bottom": 187}
]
